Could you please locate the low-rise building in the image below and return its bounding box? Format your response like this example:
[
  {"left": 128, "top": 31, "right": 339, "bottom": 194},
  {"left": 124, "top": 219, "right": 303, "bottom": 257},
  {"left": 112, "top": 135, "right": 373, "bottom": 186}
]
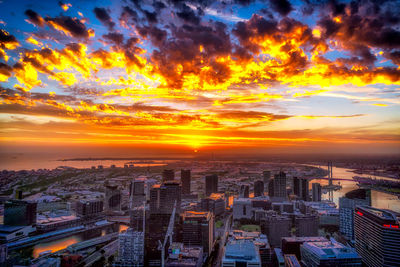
[
  {"left": 222, "top": 240, "right": 261, "bottom": 267},
  {"left": 301, "top": 238, "right": 362, "bottom": 267},
  {"left": 165, "top": 243, "right": 203, "bottom": 267}
]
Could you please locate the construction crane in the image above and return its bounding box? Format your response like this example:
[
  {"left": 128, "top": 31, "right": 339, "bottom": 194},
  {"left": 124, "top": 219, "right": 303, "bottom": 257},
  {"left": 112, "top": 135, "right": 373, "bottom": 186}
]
[{"left": 158, "top": 200, "right": 177, "bottom": 267}]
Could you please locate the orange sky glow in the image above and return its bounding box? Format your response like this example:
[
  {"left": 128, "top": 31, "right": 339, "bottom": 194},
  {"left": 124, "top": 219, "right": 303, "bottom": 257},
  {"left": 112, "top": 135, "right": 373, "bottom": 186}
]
[{"left": 0, "top": 0, "right": 399, "bottom": 157}]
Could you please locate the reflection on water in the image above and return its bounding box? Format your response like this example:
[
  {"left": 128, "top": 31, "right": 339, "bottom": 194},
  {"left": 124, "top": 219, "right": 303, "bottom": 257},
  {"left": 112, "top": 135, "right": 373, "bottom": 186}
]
[
  {"left": 310, "top": 165, "right": 400, "bottom": 212},
  {"left": 32, "top": 236, "right": 81, "bottom": 258},
  {"left": 0, "top": 155, "right": 169, "bottom": 171},
  {"left": 29, "top": 223, "right": 129, "bottom": 259}
]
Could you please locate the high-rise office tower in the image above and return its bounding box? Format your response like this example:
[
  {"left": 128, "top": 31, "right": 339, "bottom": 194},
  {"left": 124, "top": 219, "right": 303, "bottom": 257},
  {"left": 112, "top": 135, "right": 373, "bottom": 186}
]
[
  {"left": 268, "top": 179, "right": 274, "bottom": 197},
  {"left": 254, "top": 180, "right": 264, "bottom": 197},
  {"left": 181, "top": 169, "right": 191, "bottom": 195},
  {"left": 105, "top": 184, "right": 121, "bottom": 212},
  {"left": 205, "top": 174, "right": 218, "bottom": 196},
  {"left": 354, "top": 206, "right": 400, "bottom": 267},
  {"left": 149, "top": 181, "right": 181, "bottom": 215},
  {"left": 339, "top": 189, "right": 371, "bottom": 240},
  {"left": 4, "top": 200, "right": 37, "bottom": 226},
  {"left": 182, "top": 211, "right": 214, "bottom": 256},
  {"left": 263, "top": 171, "right": 271, "bottom": 193},
  {"left": 312, "top": 183, "right": 322, "bottom": 202},
  {"left": 162, "top": 169, "right": 175, "bottom": 182},
  {"left": 273, "top": 171, "right": 287, "bottom": 200},
  {"left": 147, "top": 181, "right": 181, "bottom": 266},
  {"left": 129, "top": 179, "right": 146, "bottom": 208},
  {"left": 293, "top": 177, "right": 309, "bottom": 201},
  {"left": 200, "top": 193, "right": 226, "bottom": 217},
  {"left": 301, "top": 179, "right": 309, "bottom": 201},
  {"left": 240, "top": 184, "right": 250, "bottom": 198},
  {"left": 115, "top": 228, "right": 144, "bottom": 267}
]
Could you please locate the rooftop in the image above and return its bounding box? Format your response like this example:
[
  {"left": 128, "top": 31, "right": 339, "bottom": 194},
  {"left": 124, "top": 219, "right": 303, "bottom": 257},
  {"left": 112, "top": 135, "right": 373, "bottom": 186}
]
[
  {"left": 301, "top": 239, "right": 360, "bottom": 259},
  {"left": 183, "top": 211, "right": 210, "bottom": 219},
  {"left": 283, "top": 236, "right": 328, "bottom": 243},
  {"left": 358, "top": 206, "right": 400, "bottom": 222},
  {"left": 209, "top": 193, "right": 225, "bottom": 200},
  {"left": 223, "top": 240, "right": 260, "bottom": 263}
]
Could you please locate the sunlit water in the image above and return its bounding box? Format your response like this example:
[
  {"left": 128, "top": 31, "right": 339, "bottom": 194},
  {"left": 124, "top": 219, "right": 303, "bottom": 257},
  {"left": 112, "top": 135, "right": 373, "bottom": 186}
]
[
  {"left": 0, "top": 156, "right": 167, "bottom": 170},
  {"left": 309, "top": 165, "right": 400, "bottom": 212},
  {"left": 28, "top": 224, "right": 128, "bottom": 258}
]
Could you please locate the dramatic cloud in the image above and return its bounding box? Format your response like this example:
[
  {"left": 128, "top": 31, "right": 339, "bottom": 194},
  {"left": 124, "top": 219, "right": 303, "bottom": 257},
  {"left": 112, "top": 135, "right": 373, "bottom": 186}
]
[
  {"left": 93, "top": 7, "right": 115, "bottom": 31},
  {"left": 0, "top": 0, "right": 399, "bottom": 154}
]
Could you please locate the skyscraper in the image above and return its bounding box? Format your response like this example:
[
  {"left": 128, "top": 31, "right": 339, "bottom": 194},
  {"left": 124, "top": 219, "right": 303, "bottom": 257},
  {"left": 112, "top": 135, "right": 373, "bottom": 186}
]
[
  {"left": 147, "top": 181, "right": 181, "bottom": 266},
  {"left": 301, "top": 178, "right": 309, "bottom": 201},
  {"left": 339, "top": 189, "right": 371, "bottom": 240},
  {"left": 268, "top": 179, "right": 274, "bottom": 197},
  {"left": 240, "top": 184, "right": 250, "bottom": 198},
  {"left": 182, "top": 211, "right": 214, "bottom": 256},
  {"left": 115, "top": 228, "right": 144, "bottom": 267},
  {"left": 354, "top": 206, "right": 400, "bottom": 266},
  {"left": 162, "top": 169, "right": 175, "bottom": 182},
  {"left": 205, "top": 174, "right": 218, "bottom": 196},
  {"left": 293, "top": 177, "right": 309, "bottom": 201},
  {"left": 4, "top": 200, "right": 37, "bottom": 226},
  {"left": 105, "top": 184, "right": 121, "bottom": 213},
  {"left": 263, "top": 171, "right": 271, "bottom": 193},
  {"left": 149, "top": 181, "right": 182, "bottom": 215},
  {"left": 273, "top": 171, "right": 287, "bottom": 200},
  {"left": 129, "top": 179, "right": 146, "bottom": 208},
  {"left": 181, "top": 169, "right": 191, "bottom": 195},
  {"left": 312, "top": 183, "right": 322, "bottom": 202},
  {"left": 254, "top": 180, "right": 264, "bottom": 197}
]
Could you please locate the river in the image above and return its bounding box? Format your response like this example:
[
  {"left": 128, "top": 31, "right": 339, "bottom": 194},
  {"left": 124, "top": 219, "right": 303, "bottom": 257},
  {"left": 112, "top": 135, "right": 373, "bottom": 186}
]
[
  {"left": 18, "top": 224, "right": 129, "bottom": 259},
  {"left": 309, "top": 164, "right": 400, "bottom": 212}
]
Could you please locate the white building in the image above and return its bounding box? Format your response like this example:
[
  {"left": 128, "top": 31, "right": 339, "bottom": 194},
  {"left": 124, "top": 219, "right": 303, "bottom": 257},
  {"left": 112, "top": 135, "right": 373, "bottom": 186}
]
[{"left": 115, "top": 228, "right": 144, "bottom": 267}]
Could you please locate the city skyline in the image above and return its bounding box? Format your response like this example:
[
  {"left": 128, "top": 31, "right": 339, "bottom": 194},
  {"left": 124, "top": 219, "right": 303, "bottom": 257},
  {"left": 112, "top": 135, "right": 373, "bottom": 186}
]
[{"left": 0, "top": 0, "right": 399, "bottom": 157}]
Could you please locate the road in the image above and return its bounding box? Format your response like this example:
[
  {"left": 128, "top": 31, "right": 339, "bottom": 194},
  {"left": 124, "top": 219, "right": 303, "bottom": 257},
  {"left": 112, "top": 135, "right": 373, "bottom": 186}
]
[{"left": 213, "top": 213, "right": 232, "bottom": 267}]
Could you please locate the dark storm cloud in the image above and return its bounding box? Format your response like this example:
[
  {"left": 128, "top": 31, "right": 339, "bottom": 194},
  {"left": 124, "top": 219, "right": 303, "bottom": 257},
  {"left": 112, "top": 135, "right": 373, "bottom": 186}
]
[
  {"left": 145, "top": 20, "right": 233, "bottom": 88},
  {"left": 0, "top": 30, "right": 18, "bottom": 45},
  {"left": 143, "top": 10, "right": 158, "bottom": 23},
  {"left": 269, "top": 0, "right": 293, "bottom": 16},
  {"left": 318, "top": 0, "right": 400, "bottom": 47},
  {"left": 176, "top": 4, "right": 201, "bottom": 24},
  {"left": 233, "top": 14, "right": 278, "bottom": 53},
  {"left": 385, "top": 51, "right": 400, "bottom": 66},
  {"left": 93, "top": 7, "right": 115, "bottom": 31},
  {"left": 137, "top": 25, "right": 167, "bottom": 47},
  {"left": 24, "top": 9, "right": 44, "bottom": 27},
  {"left": 102, "top": 32, "right": 124, "bottom": 46},
  {"left": 0, "top": 63, "right": 12, "bottom": 80},
  {"left": 119, "top": 6, "right": 139, "bottom": 27},
  {"left": 45, "top": 16, "right": 92, "bottom": 39}
]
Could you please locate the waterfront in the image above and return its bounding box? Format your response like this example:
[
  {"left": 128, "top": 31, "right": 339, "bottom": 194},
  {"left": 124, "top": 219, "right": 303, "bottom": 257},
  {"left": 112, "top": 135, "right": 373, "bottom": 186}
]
[
  {"left": 19, "top": 224, "right": 129, "bottom": 259},
  {"left": 0, "top": 157, "right": 168, "bottom": 171},
  {"left": 311, "top": 165, "right": 400, "bottom": 212}
]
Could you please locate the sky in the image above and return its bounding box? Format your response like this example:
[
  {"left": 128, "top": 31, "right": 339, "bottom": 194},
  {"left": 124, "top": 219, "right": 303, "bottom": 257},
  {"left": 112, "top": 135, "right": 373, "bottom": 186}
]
[{"left": 0, "top": 0, "right": 399, "bottom": 158}]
